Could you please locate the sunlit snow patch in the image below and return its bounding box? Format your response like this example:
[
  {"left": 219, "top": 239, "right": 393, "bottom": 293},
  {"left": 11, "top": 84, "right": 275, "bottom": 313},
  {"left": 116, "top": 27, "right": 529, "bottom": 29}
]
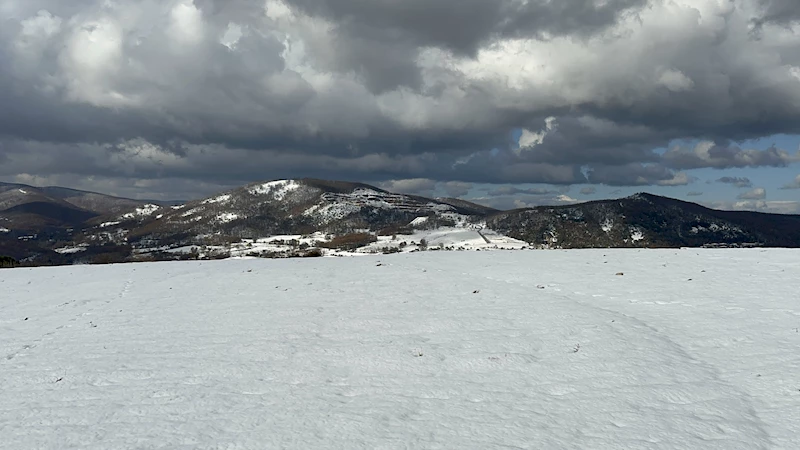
[
  {"left": 55, "top": 245, "right": 88, "bottom": 254},
  {"left": 409, "top": 217, "right": 429, "bottom": 227},
  {"left": 216, "top": 213, "right": 239, "bottom": 224},
  {"left": 0, "top": 227, "right": 10, "bottom": 233},
  {"left": 202, "top": 194, "right": 232, "bottom": 205},
  {"left": 248, "top": 180, "right": 300, "bottom": 200},
  {"left": 121, "top": 204, "right": 161, "bottom": 220}
]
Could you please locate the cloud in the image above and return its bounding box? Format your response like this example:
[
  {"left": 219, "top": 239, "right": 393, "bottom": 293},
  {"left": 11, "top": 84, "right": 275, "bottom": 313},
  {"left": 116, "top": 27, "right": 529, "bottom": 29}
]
[
  {"left": 579, "top": 187, "right": 596, "bottom": 195},
  {"left": 663, "top": 142, "right": 800, "bottom": 170},
  {"left": 486, "top": 186, "right": 561, "bottom": 197},
  {"left": 377, "top": 178, "right": 437, "bottom": 196},
  {"left": 704, "top": 200, "right": 800, "bottom": 215},
  {"left": 473, "top": 192, "right": 580, "bottom": 210},
  {"left": 587, "top": 164, "right": 695, "bottom": 186},
  {"left": 2, "top": 0, "right": 800, "bottom": 197},
  {"left": 737, "top": 187, "right": 767, "bottom": 200},
  {"left": 780, "top": 174, "right": 800, "bottom": 190},
  {"left": 686, "top": 191, "right": 703, "bottom": 197},
  {"left": 440, "top": 181, "right": 472, "bottom": 198},
  {"left": 716, "top": 176, "right": 753, "bottom": 188}
]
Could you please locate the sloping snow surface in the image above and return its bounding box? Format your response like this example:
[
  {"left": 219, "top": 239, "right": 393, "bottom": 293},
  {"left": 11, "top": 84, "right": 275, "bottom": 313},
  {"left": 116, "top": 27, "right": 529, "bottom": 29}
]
[{"left": 1, "top": 249, "right": 799, "bottom": 449}]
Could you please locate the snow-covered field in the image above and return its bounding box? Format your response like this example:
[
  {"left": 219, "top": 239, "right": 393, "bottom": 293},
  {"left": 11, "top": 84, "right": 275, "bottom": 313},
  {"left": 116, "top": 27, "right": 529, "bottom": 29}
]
[
  {"left": 1, "top": 250, "right": 798, "bottom": 449},
  {"left": 158, "top": 228, "right": 528, "bottom": 259}
]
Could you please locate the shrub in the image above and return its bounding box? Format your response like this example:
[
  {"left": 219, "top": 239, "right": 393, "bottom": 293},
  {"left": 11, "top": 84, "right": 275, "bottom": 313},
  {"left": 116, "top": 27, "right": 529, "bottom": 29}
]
[
  {"left": 319, "top": 233, "right": 377, "bottom": 251},
  {"left": 302, "top": 248, "right": 324, "bottom": 257},
  {"left": 0, "top": 255, "right": 19, "bottom": 268}
]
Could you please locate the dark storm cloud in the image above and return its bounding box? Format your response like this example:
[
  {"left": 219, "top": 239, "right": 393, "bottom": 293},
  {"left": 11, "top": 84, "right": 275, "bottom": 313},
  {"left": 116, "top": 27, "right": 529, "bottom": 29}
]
[
  {"left": 288, "top": 0, "right": 646, "bottom": 55},
  {"left": 486, "top": 186, "right": 561, "bottom": 197},
  {"left": 518, "top": 116, "right": 664, "bottom": 166},
  {"left": 716, "top": 176, "right": 753, "bottom": 188},
  {"left": 1, "top": 0, "right": 800, "bottom": 200},
  {"left": 755, "top": 0, "right": 800, "bottom": 26},
  {"left": 586, "top": 164, "right": 695, "bottom": 187},
  {"left": 662, "top": 144, "right": 800, "bottom": 170}
]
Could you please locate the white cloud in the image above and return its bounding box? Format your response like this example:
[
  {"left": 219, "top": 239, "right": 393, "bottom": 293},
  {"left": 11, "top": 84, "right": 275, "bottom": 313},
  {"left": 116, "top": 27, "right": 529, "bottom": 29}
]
[
  {"left": 737, "top": 187, "right": 767, "bottom": 200},
  {"left": 658, "top": 68, "right": 695, "bottom": 92},
  {"left": 780, "top": 174, "right": 800, "bottom": 189},
  {"left": 168, "top": 0, "right": 205, "bottom": 45},
  {"left": 657, "top": 172, "right": 696, "bottom": 186},
  {"left": 518, "top": 117, "right": 558, "bottom": 151}
]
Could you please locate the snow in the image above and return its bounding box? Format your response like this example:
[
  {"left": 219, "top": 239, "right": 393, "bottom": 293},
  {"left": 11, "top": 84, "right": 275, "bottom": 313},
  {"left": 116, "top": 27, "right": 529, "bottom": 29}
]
[
  {"left": 306, "top": 202, "right": 361, "bottom": 221},
  {"left": 202, "top": 194, "right": 232, "bottom": 205},
  {"left": 631, "top": 228, "right": 644, "bottom": 242},
  {"left": 17, "top": 188, "right": 27, "bottom": 194},
  {"left": 162, "top": 234, "right": 330, "bottom": 258},
  {"left": 409, "top": 216, "right": 429, "bottom": 227},
  {"left": 247, "top": 180, "right": 300, "bottom": 199},
  {"left": 601, "top": 218, "right": 613, "bottom": 233},
  {"left": 0, "top": 227, "right": 9, "bottom": 233},
  {"left": 180, "top": 208, "right": 200, "bottom": 217},
  {"left": 215, "top": 213, "right": 239, "bottom": 224},
  {"left": 54, "top": 245, "right": 88, "bottom": 254},
  {"left": 120, "top": 204, "right": 161, "bottom": 220},
  {"left": 355, "top": 228, "right": 528, "bottom": 254},
  {"left": 2, "top": 249, "right": 799, "bottom": 449},
  {"left": 690, "top": 223, "right": 741, "bottom": 234},
  {"left": 99, "top": 221, "right": 120, "bottom": 228}
]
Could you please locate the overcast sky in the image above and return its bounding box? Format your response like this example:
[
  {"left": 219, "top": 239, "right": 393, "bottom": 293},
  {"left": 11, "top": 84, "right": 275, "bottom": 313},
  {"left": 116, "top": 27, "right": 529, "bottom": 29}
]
[{"left": 1, "top": 0, "right": 800, "bottom": 212}]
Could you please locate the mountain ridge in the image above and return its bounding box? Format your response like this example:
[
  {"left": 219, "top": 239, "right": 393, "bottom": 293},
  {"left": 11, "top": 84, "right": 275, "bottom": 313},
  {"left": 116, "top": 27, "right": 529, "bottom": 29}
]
[{"left": 2, "top": 178, "right": 799, "bottom": 266}]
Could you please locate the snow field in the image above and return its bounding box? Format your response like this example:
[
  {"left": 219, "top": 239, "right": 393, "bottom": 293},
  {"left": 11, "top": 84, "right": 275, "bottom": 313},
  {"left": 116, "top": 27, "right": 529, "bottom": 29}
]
[{"left": 1, "top": 249, "right": 798, "bottom": 449}]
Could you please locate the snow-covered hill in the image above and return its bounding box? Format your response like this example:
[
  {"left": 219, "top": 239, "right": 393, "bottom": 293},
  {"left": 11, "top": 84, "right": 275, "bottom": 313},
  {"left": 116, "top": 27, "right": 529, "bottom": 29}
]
[
  {"left": 78, "top": 178, "right": 492, "bottom": 258},
  {"left": 2, "top": 250, "right": 799, "bottom": 448}
]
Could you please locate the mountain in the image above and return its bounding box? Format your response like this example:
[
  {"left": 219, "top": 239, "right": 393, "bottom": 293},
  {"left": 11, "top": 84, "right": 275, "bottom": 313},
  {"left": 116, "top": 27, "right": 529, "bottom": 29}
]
[
  {"left": 79, "top": 178, "right": 487, "bottom": 251},
  {"left": 3, "top": 178, "right": 800, "bottom": 266},
  {"left": 0, "top": 182, "right": 177, "bottom": 264},
  {"left": 488, "top": 193, "right": 800, "bottom": 248}
]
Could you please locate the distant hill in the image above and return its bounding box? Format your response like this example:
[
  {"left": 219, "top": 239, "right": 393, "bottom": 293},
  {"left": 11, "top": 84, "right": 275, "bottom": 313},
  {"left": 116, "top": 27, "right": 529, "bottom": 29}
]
[
  {"left": 0, "top": 181, "right": 178, "bottom": 264},
  {"left": 2, "top": 179, "right": 800, "bottom": 266},
  {"left": 488, "top": 193, "right": 800, "bottom": 248}
]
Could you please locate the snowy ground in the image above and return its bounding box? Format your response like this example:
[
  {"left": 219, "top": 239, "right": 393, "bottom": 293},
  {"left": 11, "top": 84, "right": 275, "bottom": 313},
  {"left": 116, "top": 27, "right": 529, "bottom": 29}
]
[
  {"left": 1, "top": 249, "right": 799, "bottom": 449},
  {"left": 157, "top": 227, "right": 528, "bottom": 258}
]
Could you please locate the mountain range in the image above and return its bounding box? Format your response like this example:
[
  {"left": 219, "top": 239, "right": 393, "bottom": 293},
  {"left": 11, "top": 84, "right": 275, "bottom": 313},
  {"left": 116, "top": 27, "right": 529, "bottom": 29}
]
[{"left": 1, "top": 178, "right": 799, "bottom": 266}]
